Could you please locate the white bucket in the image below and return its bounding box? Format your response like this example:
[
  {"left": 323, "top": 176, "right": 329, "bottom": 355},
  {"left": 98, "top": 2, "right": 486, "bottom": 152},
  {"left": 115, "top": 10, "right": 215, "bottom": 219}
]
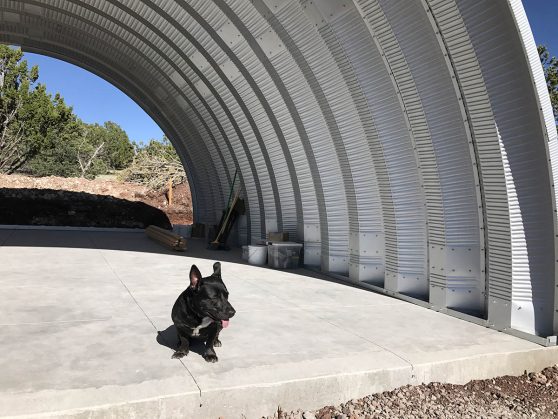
[{"left": 247, "top": 245, "right": 267, "bottom": 266}]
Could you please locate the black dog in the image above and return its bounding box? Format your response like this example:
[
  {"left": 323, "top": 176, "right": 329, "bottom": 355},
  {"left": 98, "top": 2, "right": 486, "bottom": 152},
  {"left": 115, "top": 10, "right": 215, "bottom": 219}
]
[{"left": 171, "top": 262, "right": 236, "bottom": 362}]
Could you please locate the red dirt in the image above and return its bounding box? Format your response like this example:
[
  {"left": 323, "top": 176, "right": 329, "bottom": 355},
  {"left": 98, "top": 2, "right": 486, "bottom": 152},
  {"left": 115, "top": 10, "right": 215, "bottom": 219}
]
[{"left": 0, "top": 174, "right": 193, "bottom": 227}]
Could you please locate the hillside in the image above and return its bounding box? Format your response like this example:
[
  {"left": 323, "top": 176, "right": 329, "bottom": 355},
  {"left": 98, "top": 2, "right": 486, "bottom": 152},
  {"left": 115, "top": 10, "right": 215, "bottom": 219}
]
[{"left": 0, "top": 174, "right": 193, "bottom": 228}]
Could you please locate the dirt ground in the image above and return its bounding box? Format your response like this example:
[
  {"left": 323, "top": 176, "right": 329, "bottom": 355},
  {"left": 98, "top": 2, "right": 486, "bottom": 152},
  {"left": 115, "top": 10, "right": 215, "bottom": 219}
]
[
  {"left": 270, "top": 366, "right": 558, "bottom": 419},
  {"left": 0, "top": 174, "right": 193, "bottom": 228}
]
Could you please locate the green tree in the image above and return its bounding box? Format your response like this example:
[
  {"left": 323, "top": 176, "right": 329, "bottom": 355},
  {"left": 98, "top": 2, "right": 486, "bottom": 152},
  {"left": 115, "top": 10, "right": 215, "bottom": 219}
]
[
  {"left": 539, "top": 45, "right": 558, "bottom": 124},
  {"left": 0, "top": 45, "right": 40, "bottom": 173},
  {"left": 1, "top": 45, "right": 136, "bottom": 178},
  {"left": 22, "top": 93, "right": 85, "bottom": 178},
  {"left": 0, "top": 45, "right": 88, "bottom": 176},
  {"left": 85, "top": 121, "right": 134, "bottom": 170}
]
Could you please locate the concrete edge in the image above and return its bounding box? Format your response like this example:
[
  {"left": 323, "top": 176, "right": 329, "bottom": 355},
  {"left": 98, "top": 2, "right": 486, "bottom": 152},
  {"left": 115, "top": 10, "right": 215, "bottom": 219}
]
[
  {"left": 5, "top": 346, "right": 558, "bottom": 418},
  {"left": 412, "top": 346, "right": 558, "bottom": 386},
  {"left": 4, "top": 391, "right": 201, "bottom": 419},
  {"left": 196, "top": 345, "right": 558, "bottom": 417}
]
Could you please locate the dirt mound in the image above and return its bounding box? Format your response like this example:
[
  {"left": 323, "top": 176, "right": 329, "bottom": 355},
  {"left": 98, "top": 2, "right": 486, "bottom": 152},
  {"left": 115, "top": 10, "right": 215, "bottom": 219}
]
[{"left": 0, "top": 174, "right": 193, "bottom": 227}]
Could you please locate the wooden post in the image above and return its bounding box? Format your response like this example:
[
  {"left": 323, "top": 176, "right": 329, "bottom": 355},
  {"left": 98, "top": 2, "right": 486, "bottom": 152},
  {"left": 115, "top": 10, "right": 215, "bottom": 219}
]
[{"left": 167, "top": 178, "right": 173, "bottom": 206}]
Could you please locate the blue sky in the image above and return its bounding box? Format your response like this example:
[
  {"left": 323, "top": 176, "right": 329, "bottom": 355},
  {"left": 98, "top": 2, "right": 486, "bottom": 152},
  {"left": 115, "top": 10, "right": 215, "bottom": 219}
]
[
  {"left": 23, "top": 52, "right": 164, "bottom": 145},
  {"left": 523, "top": 0, "right": 558, "bottom": 53},
  {"left": 21, "top": 1, "right": 557, "bottom": 144}
]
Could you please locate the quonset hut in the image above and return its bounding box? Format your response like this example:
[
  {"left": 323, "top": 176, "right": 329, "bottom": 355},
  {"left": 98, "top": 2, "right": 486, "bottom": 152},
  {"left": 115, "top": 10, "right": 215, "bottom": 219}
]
[{"left": 2, "top": 0, "right": 557, "bottom": 343}]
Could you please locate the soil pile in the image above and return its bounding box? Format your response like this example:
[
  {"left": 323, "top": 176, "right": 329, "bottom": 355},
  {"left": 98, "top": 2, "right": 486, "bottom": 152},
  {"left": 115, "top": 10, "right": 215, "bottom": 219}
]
[{"left": 0, "top": 174, "right": 193, "bottom": 228}]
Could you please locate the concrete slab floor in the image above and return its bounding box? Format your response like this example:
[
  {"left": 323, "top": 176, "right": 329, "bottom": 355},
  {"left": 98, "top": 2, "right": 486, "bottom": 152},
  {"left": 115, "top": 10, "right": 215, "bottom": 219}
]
[{"left": 0, "top": 228, "right": 557, "bottom": 418}]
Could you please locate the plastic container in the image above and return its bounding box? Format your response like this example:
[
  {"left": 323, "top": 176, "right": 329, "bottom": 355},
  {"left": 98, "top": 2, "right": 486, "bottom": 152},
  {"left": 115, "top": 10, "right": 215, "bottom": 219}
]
[
  {"left": 241, "top": 245, "right": 249, "bottom": 261},
  {"left": 247, "top": 245, "right": 267, "bottom": 266},
  {"left": 267, "top": 242, "right": 303, "bottom": 269}
]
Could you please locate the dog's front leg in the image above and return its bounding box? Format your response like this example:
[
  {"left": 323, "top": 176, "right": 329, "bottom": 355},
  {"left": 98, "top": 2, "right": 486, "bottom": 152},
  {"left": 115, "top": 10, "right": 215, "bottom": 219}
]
[
  {"left": 172, "top": 335, "right": 190, "bottom": 359},
  {"left": 202, "top": 323, "right": 223, "bottom": 363},
  {"left": 213, "top": 328, "right": 222, "bottom": 347}
]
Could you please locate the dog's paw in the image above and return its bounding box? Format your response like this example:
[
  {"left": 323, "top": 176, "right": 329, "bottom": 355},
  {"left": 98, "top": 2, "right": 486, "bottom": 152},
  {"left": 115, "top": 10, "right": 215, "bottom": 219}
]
[
  {"left": 213, "top": 339, "right": 222, "bottom": 347},
  {"left": 171, "top": 351, "right": 188, "bottom": 359},
  {"left": 203, "top": 351, "right": 218, "bottom": 363}
]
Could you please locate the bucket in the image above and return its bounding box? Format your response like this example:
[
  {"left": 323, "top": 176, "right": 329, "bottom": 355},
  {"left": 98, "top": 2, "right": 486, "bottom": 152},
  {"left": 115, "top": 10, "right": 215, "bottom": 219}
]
[{"left": 247, "top": 245, "right": 267, "bottom": 266}]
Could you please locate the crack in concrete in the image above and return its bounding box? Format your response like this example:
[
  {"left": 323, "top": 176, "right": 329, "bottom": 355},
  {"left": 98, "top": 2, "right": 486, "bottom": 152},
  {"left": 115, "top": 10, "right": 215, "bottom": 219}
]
[{"left": 89, "top": 234, "right": 204, "bottom": 400}]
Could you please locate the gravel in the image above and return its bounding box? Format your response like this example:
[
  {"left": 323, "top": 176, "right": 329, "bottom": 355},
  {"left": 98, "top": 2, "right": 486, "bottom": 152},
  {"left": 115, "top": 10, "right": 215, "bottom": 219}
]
[{"left": 264, "top": 365, "right": 558, "bottom": 419}]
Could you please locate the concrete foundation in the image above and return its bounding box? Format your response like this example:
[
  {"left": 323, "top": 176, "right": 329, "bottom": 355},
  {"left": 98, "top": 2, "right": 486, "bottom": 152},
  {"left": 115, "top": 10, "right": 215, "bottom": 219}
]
[{"left": 1, "top": 228, "right": 557, "bottom": 418}]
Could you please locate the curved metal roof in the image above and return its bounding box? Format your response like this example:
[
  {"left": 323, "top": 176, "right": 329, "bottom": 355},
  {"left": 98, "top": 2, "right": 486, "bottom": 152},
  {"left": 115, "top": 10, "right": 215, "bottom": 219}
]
[{"left": 2, "top": 0, "right": 557, "bottom": 342}]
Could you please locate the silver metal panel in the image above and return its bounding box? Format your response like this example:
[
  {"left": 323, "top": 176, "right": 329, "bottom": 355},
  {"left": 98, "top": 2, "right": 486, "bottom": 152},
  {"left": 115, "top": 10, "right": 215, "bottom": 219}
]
[
  {"left": 355, "top": 0, "right": 431, "bottom": 298},
  {"left": 425, "top": 0, "right": 510, "bottom": 322},
  {"left": 507, "top": 0, "right": 558, "bottom": 336},
  {"left": 457, "top": 0, "right": 556, "bottom": 336},
  {"left": 2, "top": 11, "right": 20, "bottom": 23}
]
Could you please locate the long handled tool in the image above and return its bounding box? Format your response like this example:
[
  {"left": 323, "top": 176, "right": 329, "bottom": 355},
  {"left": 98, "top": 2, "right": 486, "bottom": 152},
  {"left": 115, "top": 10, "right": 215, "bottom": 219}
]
[
  {"left": 208, "top": 169, "right": 241, "bottom": 250},
  {"left": 210, "top": 188, "right": 240, "bottom": 247}
]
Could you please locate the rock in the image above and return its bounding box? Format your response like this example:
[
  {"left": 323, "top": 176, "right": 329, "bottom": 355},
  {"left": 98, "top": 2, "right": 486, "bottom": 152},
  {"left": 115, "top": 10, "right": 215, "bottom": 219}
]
[{"left": 533, "top": 372, "right": 548, "bottom": 385}]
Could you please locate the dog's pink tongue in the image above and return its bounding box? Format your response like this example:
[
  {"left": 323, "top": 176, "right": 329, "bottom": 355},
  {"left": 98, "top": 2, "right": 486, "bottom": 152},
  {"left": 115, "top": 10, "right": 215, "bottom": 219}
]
[{"left": 221, "top": 319, "right": 229, "bottom": 328}]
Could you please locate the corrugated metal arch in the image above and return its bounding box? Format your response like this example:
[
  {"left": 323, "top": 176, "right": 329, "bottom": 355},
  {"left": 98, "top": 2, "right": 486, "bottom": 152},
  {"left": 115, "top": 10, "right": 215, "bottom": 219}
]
[{"left": 1, "top": 0, "right": 557, "bottom": 342}]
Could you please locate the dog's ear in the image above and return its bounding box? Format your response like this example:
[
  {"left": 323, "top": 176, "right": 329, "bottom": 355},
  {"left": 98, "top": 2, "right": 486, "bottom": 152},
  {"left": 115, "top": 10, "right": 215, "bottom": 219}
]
[
  {"left": 189, "top": 265, "right": 202, "bottom": 288},
  {"left": 213, "top": 262, "right": 221, "bottom": 277}
]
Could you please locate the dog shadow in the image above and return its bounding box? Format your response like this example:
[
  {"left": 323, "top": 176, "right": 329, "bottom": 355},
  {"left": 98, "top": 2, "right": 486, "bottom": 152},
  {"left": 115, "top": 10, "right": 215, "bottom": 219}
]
[{"left": 156, "top": 324, "right": 206, "bottom": 357}]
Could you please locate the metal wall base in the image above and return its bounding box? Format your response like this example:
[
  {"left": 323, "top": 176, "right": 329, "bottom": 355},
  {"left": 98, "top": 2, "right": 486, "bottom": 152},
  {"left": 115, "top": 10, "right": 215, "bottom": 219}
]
[{"left": 306, "top": 267, "right": 557, "bottom": 347}]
